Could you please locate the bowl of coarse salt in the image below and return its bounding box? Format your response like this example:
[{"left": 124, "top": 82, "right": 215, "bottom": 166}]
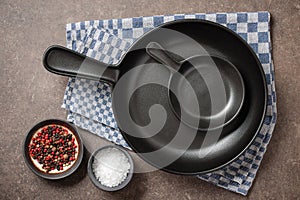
[{"left": 87, "top": 145, "right": 134, "bottom": 191}]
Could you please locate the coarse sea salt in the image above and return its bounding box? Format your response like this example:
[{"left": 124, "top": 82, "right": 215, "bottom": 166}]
[{"left": 92, "top": 147, "right": 131, "bottom": 188}]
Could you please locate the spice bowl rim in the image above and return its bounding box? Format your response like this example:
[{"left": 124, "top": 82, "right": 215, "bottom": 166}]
[
  {"left": 87, "top": 145, "right": 134, "bottom": 191},
  {"left": 23, "top": 119, "right": 84, "bottom": 180}
]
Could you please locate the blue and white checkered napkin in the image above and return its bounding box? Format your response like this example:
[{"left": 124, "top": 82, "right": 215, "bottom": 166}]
[{"left": 62, "top": 12, "right": 277, "bottom": 195}]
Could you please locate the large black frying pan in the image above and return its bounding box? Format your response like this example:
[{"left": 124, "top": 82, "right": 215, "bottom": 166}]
[{"left": 43, "top": 19, "right": 267, "bottom": 175}]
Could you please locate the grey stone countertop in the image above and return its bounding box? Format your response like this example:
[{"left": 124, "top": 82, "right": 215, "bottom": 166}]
[{"left": 1, "top": 0, "right": 299, "bottom": 199}]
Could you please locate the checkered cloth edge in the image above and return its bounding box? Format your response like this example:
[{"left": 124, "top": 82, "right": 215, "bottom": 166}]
[{"left": 62, "top": 12, "right": 277, "bottom": 195}]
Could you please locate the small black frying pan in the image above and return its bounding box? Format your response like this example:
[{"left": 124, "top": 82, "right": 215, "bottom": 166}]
[{"left": 43, "top": 19, "right": 267, "bottom": 175}]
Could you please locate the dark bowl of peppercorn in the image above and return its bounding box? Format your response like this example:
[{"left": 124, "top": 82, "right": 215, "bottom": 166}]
[{"left": 23, "top": 119, "right": 84, "bottom": 180}]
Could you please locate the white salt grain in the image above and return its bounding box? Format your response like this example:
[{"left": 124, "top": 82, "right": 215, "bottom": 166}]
[{"left": 92, "top": 147, "right": 131, "bottom": 188}]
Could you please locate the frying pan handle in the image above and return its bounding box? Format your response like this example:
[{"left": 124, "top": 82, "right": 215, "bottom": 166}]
[
  {"left": 146, "top": 42, "right": 181, "bottom": 71},
  {"left": 43, "top": 45, "right": 119, "bottom": 85}
]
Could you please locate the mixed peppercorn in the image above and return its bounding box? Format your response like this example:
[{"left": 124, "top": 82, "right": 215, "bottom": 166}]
[{"left": 28, "top": 125, "right": 78, "bottom": 173}]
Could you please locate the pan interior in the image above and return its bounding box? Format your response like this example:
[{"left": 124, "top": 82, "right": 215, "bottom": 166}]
[{"left": 169, "top": 55, "right": 245, "bottom": 131}]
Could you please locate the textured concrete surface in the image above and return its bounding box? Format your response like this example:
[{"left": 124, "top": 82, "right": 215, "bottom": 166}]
[{"left": 1, "top": 0, "right": 300, "bottom": 199}]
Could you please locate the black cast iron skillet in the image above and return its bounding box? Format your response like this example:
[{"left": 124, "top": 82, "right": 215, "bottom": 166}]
[
  {"left": 146, "top": 41, "right": 245, "bottom": 131},
  {"left": 43, "top": 19, "right": 267, "bottom": 175}
]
